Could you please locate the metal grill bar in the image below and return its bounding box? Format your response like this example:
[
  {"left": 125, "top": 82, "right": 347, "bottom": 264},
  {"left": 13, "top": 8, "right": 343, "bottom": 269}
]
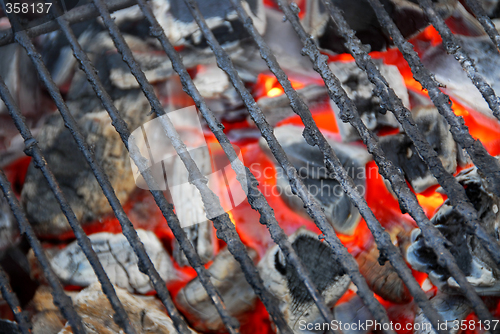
[
  {"left": 71, "top": 0, "right": 341, "bottom": 331},
  {"left": 0, "top": 265, "right": 31, "bottom": 334},
  {"left": 1, "top": 12, "right": 194, "bottom": 334},
  {"left": 181, "top": 0, "right": 395, "bottom": 332},
  {"left": 0, "top": 26, "right": 140, "bottom": 334},
  {"left": 417, "top": 0, "right": 500, "bottom": 121},
  {"left": 64, "top": 0, "right": 293, "bottom": 331},
  {"left": 463, "top": 0, "right": 500, "bottom": 53},
  {"left": 0, "top": 170, "right": 86, "bottom": 334},
  {"left": 0, "top": 0, "right": 137, "bottom": 47},
  {"left": 367, "top": 0, "right": 500, "bottom": 197},
  {"left": 366, "top": 0, "right": 500, "bottom": 266},
  {"left": 53, "top": 10, "right": 241, "bottom": 334},
  {"left": 316, "top": 0, "right": 495, "bottom": 322},
  {"left": 229, "top": 1, "right": 447, "bottom": 333},
  {"left": 274, "top": 0, "right": 496, "bottom": 325}
]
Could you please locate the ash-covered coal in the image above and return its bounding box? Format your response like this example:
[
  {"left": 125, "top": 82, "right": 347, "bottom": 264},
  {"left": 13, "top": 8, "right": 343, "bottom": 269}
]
[
  {"left": 258, "top": 228, "right": 350, "bottom": 333},
  {"left": 407, "top": 159, "right": 500, "bottom": 295},
  {"left": 21, "top": 90, "right": 152, "bottom": 236},
  {"left": 329, "top": 60, "right": 408, "bottom": 143},
  {"left": 302, "top": 0, "right": 457, "bottom": 53},
  {"left": 58, "top": 283, "right": 198, "bottom": 334},
  {"left": 413, "top": 291, "right": 471, "bottom": 334},
  {"left": 175, "top": 247, "right": 257, "bottom": 332},
  {"left": 42, "top": 229, "right": 176, "bottom": 294},
  {"left": 379, "top": 106, "right": 457, "bottom": 193},
  {"left": 154, "top": 0, "right": 266, "bottom": 50},
  {"left": 0, "top": 193, "right": 19, "bottom": 256},
  {"left": 259, "top": 125, "right": 371, "bottom": 235},
  {"left": 421, "top": 33, "right": 500, "bottom": 120}
]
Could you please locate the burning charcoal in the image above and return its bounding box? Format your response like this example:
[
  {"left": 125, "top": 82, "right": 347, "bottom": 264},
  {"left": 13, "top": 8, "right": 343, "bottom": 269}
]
[
  {"left": 407, "top": 160, "right": 500, "bottom": 295},
  {"left": 302, "top": 0, "right": 457, "bottom": 53},
  {"left": 333, "top": 295, "right": 374, "bottom": 334},
  {"left": 357, "top": 227, "right": 412, "bottom": 304},
  {"left": 58, "top": 283, "right": 198, "bottom": 334},
  {"left": 421, "top": 34, "right": 500, "bottom": 120},
  {"left": 380, "top": 106, "right": 457, "bottom": 193},
  {"left": 258, "top": 228, "right": 350, "bottom": 333},
  {"left": 175, "top": 247, "right": 257, "bottom": 332},
  {"left": 257, "top": 84, "right": 329, "bottom": 127},
  {"left": 413, "top": 291, "right": 471, "bottom": 334},
  {"left": 259, "top": 125, "right": 371, "bottom": 235},
  {"left": 329, "top": 60, "right": 408, "bottom": 143},
  {"left": 47, "top": 229, "right": 176, "bottom": 294},
  {"left": 21, "top": 91, "right": 152, "bottom": 236},
  {"left": 155, "top": 0, "right": 266, "bottom": 50}
]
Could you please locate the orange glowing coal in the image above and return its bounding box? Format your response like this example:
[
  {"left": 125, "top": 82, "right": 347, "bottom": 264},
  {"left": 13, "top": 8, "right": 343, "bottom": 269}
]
[{"left": 254, "top": 73, "right": 305, "bottom": 98}]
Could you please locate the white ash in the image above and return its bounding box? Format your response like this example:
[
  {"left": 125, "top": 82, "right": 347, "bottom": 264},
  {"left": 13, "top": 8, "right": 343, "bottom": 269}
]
[
  {"left": 259, "top": 125, "right": 371, "bottom": 235},
  {"left": 329, "top": 60, "right": 407, "bottom": 143},
  {"left": 175, "top": 247, "right": 257, "bottom": 332},
  {"left": 414, "top": 292, "right": 471, "bottom": 334},
  {"left": 58, "top": 283, "right": 198, "bottom": 334},
  {"left": 379, "top": 106, "right": 457, "bottom": 193},
  {"left": 48, "top": 229, "right": 176, "bottom": 294},
  {"left": 258, "top": 227, "right": 350, "bottom": 333},
  {"left": 407, "top": 158, "right": 500, "bottom": 295}
]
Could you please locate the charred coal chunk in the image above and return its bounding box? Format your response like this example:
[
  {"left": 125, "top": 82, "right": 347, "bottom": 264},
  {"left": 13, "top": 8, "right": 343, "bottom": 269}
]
[
  {"left": 407, "top": 160, "right": 500, "bottom": 295},
  {"left": 357, "top": 227, "right": 412, "bottom": 304},
  {"left": 21, "top": 91, "right": 152, "bottom": 236},
  {"left": 329, "top": 60, "right": 408, "bottom": 143},
  {"left": 258, "top": 228, "right": 350, "bottom": 333},
  {"left": 302, "top": 0, "right": 457, "bottom": 54},
  {"left": 46, "top": 229, "right": 176, "bottom": 294},
  {"left": 413, "top": 291, "right": 471, "bottom": 334},
  {"left": 421, "top": 33, "right": 500, "bottom": 120},
  {"left": 259, "top": 125, "right": 371, "bottom": 235},
  {"left": 155, "top": 0, "right": 266, "bottom": 50},
  {"left": 58, "top": 283, "right": 199, "bottom": 334},
  {"left": 175, "top": 247, "right": 257, "bottom": 332},
  {"left": 380, "top": 106, "right": 457, "bottom": 193}
]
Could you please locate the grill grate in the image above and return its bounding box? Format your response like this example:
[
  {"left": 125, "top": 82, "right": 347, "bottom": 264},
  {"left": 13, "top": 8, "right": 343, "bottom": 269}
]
[{"left": 0, "top": 0, "right": 498, "bottom": 333}]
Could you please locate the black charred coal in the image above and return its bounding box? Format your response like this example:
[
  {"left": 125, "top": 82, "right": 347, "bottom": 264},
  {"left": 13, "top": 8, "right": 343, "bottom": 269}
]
[
  {"left": 302, "top": 0, "right": 457, "bottom": 53},
  {"left": 329, "top": 60, "right": 407, "bottom": 142},
  {"left": 380, "top": 106, "right": 457, "bottom": 193},
  {"left": 159, "top": 0, "right": 266, "bottom": 49},
  {"left": 407, "top": 161, "right": 500, "bottom": 295},
  {"left": 259, "top": 125, "right": 371, "bottom": 235},
  {"left": 259, "top": 228, "right": 350, "bottom": 332},
  {"left": 275, "top": 234, "right": 346, "bottom": 306}
]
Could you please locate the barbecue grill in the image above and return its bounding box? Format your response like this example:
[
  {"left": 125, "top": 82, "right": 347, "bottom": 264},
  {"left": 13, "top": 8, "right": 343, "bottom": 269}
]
[{"left": 0, "top": 0, "right": 499, "bottom": 333}]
